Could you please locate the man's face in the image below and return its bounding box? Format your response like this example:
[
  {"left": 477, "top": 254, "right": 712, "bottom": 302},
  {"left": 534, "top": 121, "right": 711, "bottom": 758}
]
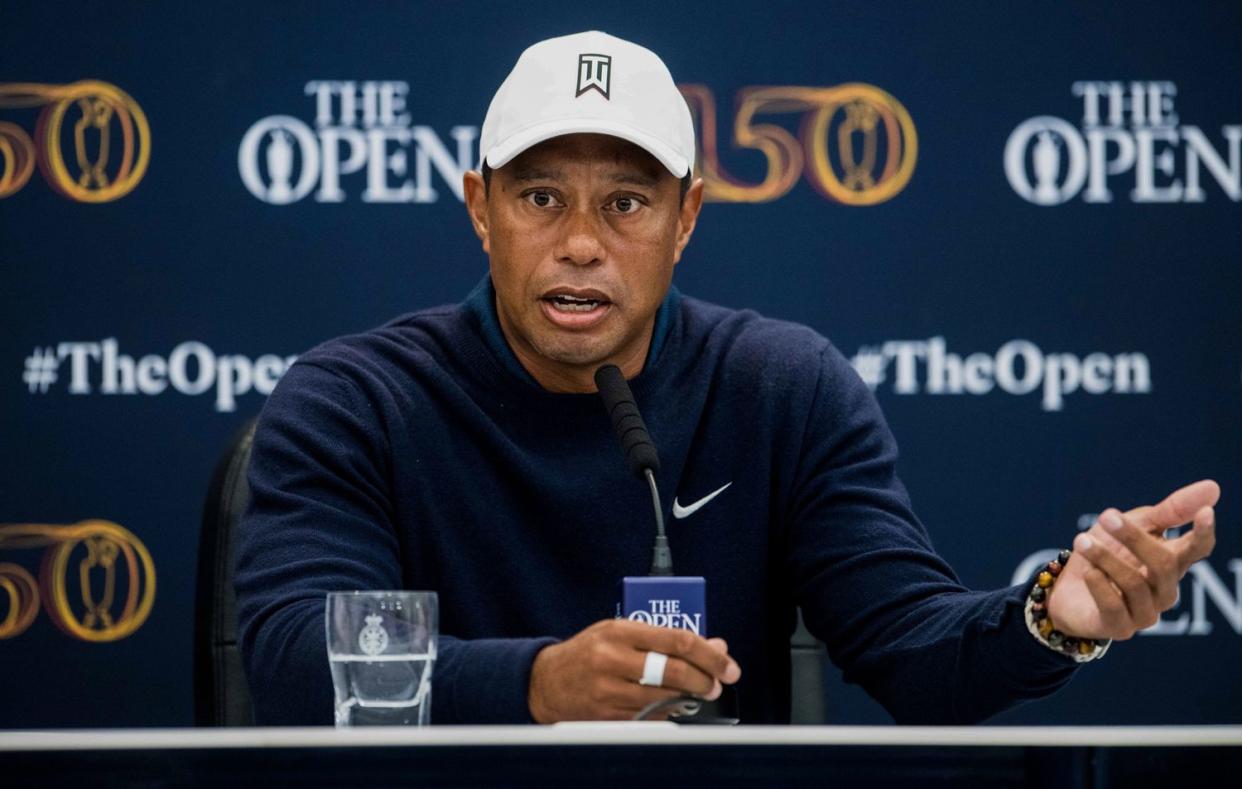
[{"left": 464, "top": 133, "right": 703, "bottom": 392}]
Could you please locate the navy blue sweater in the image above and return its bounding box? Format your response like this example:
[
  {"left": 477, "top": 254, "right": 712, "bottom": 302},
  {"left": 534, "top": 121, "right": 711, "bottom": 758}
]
[{"left": 235, "top": 277, "right": 1080, "bottom": 725}]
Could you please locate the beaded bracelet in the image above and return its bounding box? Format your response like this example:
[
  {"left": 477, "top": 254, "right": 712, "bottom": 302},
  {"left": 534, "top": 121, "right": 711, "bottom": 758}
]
[{"left": 1023, "top": 548, "right": 1112, "bottom": 664}]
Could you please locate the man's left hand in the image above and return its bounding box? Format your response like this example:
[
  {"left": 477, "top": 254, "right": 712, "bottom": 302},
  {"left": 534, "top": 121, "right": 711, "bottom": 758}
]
[{"left": 1045, "top": 479, "right": 1220, "bottom": 641}]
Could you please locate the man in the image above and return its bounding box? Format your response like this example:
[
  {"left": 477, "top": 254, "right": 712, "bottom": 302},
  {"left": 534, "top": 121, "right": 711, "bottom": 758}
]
[{"left": 235, "top": 31, "right": 1220, "bottom": 725}]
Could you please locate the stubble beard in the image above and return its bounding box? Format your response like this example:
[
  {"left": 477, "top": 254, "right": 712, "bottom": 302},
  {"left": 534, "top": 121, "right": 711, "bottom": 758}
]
[{"left": 528, "top": 325, "right": 618, "bottom": 369}]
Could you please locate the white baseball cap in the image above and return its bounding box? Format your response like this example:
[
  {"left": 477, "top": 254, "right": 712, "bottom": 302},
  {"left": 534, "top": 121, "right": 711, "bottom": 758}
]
[{"left": 478, "top": 30, "right": 695, "bottom": 178}]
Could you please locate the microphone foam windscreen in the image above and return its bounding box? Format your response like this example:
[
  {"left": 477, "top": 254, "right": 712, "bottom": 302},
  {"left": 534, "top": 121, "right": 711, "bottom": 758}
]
[{"left": 594, "top": 364, "right": 661, "bottom": 477}]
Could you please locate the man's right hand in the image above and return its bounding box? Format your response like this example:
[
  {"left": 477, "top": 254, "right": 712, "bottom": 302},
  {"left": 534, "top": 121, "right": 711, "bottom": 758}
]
[{"left": 527, "top": 619, "right": 742, "bottom": 723}]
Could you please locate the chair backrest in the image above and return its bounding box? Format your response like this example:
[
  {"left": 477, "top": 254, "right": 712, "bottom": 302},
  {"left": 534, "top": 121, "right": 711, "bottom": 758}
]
[
  {"left": 194, "top": 418, "right": 258, "bottom": 726},
  {"left": 191, "top": 416, "right": 829, "bottom": 725},
  {"left": 789, "top": 608, "right": 828, "bottom": 724}
]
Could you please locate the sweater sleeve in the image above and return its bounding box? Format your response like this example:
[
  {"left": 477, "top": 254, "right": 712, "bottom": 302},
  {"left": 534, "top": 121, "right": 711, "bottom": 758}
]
[
  {"left": 785, "top": 343, "right": 1082, "bottom": 724},
  {"left": 234, "top": 360, "right": 554, "bottom": 725}
]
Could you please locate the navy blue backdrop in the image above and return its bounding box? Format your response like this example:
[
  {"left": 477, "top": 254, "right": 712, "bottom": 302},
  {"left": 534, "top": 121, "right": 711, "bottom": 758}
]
[{"left": 2, "top": 0, "right": 1239, "bottom": 727}]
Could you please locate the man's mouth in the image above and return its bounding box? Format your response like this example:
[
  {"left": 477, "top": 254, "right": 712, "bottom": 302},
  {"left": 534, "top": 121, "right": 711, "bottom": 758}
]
[
  {"left": 539, "top": 289, "right": 613, "bottom": 328},
  {"left": 545, "top": 293, "right": 606, "bottom": 313}
]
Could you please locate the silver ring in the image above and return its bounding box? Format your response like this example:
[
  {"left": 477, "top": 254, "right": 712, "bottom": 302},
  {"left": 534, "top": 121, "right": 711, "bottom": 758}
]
[{"left": 639, "top": 651, "right": 668, "bottom": 687}]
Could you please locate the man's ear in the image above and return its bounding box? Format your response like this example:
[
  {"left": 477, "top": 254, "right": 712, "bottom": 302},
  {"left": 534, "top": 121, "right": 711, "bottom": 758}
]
[
  {"left": 463, "top": 170, "right": 490, "bottom": 254},
  {"left": 672, "top": 177, "right": 704, "bottom": 265}
]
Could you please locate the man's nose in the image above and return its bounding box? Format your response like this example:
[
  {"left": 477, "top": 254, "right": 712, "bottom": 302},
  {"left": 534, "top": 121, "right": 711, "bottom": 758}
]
[{"left": 554, "top": 207, "right": 605, "bottom": 266}]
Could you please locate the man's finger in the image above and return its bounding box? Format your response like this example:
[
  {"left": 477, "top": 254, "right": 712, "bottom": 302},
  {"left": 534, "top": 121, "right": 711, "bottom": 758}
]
[
  {"left": 1172, "top": 505, "right": 1217, "bottom": 570},
  {"left": 620, "top": 650, "right": 719, "bottom": 699},
  {"left": 1130, "top": 479, "right": 1221, "bottom": 533},
  {"left": 1077, "top": 558, "right": 1130, "bottom": 638},
  {"left": 1073, "top": 531, "right": 1158, "bottom": 627},
  {"left": 619, "top": 621, "right": 741, "bottom": 683},
  {"left": 1097, "top": 509, "right": 1175, "bottom": 588},
  {"left": 1086, "top": 524, "right": 1142, "bottom": 573}
]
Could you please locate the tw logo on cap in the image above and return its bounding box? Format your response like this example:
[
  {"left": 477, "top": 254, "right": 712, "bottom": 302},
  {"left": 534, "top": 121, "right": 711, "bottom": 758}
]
[{"left": 576, "top": 53, "right": 612, "bottom": 99}]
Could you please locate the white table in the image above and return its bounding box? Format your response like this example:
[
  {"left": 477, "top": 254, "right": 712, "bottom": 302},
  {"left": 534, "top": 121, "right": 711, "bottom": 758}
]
[{"left": 3, "top": 725, "right": 1239, "bottom": 787}]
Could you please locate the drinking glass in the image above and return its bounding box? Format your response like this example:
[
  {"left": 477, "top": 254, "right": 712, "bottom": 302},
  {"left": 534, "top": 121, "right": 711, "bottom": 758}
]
[{"left": 326, "top": 590, "right": 438, "bottom": 726}]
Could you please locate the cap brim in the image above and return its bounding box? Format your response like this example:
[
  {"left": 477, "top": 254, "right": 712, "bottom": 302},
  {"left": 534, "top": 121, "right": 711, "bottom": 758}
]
[{"left": 483, "top": 118, "right": 689, "bottom": 178}]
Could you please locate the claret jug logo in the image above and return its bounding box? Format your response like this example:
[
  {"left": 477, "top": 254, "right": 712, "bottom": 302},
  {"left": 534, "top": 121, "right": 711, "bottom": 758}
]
[
  {"left": 680, "top": 83, "right": 917, "bottom": 205},
  {"left": 0, "top": 81, "right": 150, "bottom": 202},
  {"left": 239, "top": 80, "right": 476, "bottom": 205},
  {"left": 0, "top": 521, "right": 156, "bottom": 642},
  {"left": 1006, "top": 81, "right": 1241, "bottom": 205}
]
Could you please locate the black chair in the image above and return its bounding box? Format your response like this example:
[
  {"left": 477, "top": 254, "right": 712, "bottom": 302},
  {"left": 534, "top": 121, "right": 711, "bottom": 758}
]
[
  {"left": 790, "top": 610, "right": 828, "bottom": 724},
  {"left": 193, "top": 417, "right": 829, "bottom": 725},
  {"left": 194, "top": 418, "right": 258, "bottom": 726}
]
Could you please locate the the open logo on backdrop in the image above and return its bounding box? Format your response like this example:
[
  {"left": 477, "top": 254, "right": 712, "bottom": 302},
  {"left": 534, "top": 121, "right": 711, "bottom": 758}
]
[
  {"left": 0, "top": 521, "right": 155, "bottom": 642},
  {"left": 680, "top": 83, "right": 917, "bottom": 205},
  {"left": 1005, "top": 81, "right": 1241, "bottom": 205},
  {"left": 0, "top": 81, "right": 150, "bottom": 202},
  {"left": 238, "top": 80, "right": 477, "bottom": 205}
]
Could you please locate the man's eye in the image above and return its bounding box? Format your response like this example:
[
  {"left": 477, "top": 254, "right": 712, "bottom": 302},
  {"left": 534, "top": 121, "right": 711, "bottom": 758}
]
[
  {"left": 612, "top": 197, "right": 641, "bottom": 214},
  {"left": 527, "top": 191, "right": 556, "bottom": 208}
]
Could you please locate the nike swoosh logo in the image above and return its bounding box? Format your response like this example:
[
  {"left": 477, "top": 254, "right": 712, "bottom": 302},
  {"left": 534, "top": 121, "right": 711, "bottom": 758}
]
[{"left": 672, "top": 482, "right": 732, "bottom": 519}]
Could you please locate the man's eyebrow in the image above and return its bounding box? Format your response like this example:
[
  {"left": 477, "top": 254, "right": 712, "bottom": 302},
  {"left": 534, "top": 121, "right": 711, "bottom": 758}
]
[
  {"left": 509, "top": 168, "right": 564, "bottom": 183},
  {"left": 610, "top": 172, "right": 660, "bottom": 188}
]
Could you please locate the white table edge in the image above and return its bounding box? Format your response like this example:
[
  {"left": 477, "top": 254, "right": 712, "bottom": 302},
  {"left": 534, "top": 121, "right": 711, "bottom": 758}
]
[{"left": 2, "top": 725, "right": 1241, "bottom": 751}]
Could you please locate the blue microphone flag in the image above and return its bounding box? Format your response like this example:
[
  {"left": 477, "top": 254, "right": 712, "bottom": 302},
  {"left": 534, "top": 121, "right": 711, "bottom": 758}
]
[{"left": 619, "top": 576, "right": 707, "bottom": 635}]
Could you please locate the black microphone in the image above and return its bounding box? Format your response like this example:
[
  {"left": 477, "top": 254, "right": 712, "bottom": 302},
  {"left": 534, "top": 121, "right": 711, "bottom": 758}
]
[
  {"left": 594, "top": 364, "right": 672, "bottom": 576},
  {"left": 593, "top": 364, "right": 660, "bottom": 478}
]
